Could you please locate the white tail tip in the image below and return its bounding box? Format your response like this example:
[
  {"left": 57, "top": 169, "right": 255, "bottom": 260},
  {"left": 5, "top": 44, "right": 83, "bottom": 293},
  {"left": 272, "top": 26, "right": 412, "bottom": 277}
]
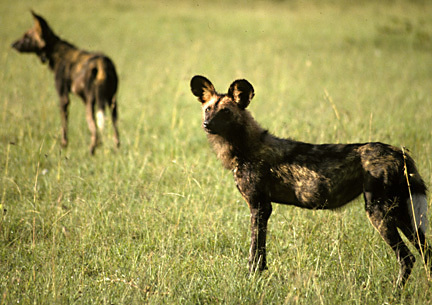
[
  {"left": 408, "top": 194, "right": 429, "bottom": 234},
  {"left": 96, "top": 110, "right": 105, "bottom": 131}
]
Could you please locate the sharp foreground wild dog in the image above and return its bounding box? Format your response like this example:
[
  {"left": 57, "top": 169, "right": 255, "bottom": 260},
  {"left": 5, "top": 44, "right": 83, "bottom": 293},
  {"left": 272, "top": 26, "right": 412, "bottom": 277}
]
[
  {"left": 191, "top": 75, "right": 432, "bottom": 287},
  {"left": 12, "top": 11, "right": 120, "bottom": 155}
]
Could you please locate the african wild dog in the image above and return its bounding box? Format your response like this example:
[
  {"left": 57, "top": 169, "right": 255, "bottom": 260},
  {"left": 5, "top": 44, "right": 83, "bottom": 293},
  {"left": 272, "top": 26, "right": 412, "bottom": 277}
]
[
  {"left": 191, "top": 75, "right": 432, "bottom": 287},
  {"left": 12, "top": 11, "right": 120, "bottom": 154}
]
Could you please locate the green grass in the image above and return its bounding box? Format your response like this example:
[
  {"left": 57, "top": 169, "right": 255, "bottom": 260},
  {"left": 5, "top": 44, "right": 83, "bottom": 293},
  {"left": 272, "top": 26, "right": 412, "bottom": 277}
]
[{"left": 1, "top": 0, "right": 432, "bottom": 303}]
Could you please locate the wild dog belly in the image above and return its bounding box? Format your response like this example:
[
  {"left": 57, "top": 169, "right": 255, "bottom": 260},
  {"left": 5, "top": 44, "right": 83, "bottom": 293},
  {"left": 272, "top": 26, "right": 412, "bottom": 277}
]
[{"left": 269, "top": 161, "right": 364, "bottom": 209}]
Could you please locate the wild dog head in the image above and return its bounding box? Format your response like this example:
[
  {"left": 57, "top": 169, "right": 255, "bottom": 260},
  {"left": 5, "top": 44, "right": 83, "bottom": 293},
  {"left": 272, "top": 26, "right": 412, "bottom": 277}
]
[
  {"left": 11, "top": 11, "right": 57, "bottom": 63},
  {"left": 190, "top": 75, "right": 255, "bottom": 138}
]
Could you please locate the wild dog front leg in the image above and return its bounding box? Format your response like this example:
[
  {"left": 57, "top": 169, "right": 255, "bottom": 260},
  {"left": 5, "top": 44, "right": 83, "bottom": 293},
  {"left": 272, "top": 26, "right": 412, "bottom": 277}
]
[
  {"left": 55, "top": 70, "right": 70, "bottom": 148},
  {"left": 59, "top": 94, "right": 70, "bottom": 148},
  {"left": 248, "top": 200, "right": 272, "bottom": 273}
]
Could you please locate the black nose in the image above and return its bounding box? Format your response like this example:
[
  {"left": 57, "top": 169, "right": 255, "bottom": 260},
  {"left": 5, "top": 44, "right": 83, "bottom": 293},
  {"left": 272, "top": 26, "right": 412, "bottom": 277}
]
[
  {"left": 11, "top": 40, "right": 22, "bottom": 50},
  {"left": 203, "top": 121, "right": 216, "bottom": 134}
]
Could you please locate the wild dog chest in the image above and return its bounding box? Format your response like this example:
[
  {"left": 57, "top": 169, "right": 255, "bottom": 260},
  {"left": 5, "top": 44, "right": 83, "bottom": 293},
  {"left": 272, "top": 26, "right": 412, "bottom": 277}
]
[{"left": 232, "top": 161, "right": 271, "bottom": 201}]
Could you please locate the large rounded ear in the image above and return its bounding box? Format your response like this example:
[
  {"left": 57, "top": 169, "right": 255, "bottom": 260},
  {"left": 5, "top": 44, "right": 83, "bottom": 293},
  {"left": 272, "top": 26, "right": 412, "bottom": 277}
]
[
  {"left": 227, "top": 79, "right": 254, "bottom": 109},
  {"left": 31, "top": 11, "right": 55, "bottom": 41},
  {"left": 190, "top": 75, "right": 216, "bottom": 104}
]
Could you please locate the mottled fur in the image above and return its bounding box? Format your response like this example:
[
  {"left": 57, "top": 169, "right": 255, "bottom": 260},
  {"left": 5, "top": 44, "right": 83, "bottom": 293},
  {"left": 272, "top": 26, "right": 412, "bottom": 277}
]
[
  {"left": 191, "top": 75, "right": 432, "bottom": 287},
  {"left": 12, "top": 11, "right": 120, "bottom": 154}
]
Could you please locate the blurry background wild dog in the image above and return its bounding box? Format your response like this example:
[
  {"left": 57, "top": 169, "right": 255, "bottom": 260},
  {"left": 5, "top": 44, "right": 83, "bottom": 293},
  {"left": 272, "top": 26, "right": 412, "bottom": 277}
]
[
  {"left": 11, "top": 11, "right": 119, "bottom": 155},
  {"left": 1, "top": 0, "right": 432, "bottom": 304}
]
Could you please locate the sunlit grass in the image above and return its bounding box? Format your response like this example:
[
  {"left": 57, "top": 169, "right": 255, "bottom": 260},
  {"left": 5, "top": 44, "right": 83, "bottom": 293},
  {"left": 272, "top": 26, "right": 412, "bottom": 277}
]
[{"left": 1, "top": 0, "right": 432, "bottom": 304}]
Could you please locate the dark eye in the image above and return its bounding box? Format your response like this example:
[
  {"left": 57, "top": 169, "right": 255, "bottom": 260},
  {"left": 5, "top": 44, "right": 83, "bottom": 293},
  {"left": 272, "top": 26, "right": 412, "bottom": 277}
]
[{"left": 205, "top": 107, "right": 211, "bottom": 113}]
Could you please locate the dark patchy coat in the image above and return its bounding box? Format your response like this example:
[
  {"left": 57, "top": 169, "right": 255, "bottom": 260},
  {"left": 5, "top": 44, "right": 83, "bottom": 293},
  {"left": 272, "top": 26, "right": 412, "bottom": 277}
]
[
  {"left": 12, "top": 11, "right": 119, "bottom": 154},
  {"left": 191, "top": 75, "right": 431, "bottom": 288}
]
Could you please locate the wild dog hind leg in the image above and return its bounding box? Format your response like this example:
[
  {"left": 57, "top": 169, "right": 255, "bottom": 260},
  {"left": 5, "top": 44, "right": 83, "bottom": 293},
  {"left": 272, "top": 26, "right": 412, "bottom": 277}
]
[
  {"left": 85, "top": 98, "right": 99, "bottom": 155},
  {"left": 364, "top": 193, "right": 415, "bottom": 287},
  {"left": 110, "top": 96, "right": 120, "bottom": 148}
]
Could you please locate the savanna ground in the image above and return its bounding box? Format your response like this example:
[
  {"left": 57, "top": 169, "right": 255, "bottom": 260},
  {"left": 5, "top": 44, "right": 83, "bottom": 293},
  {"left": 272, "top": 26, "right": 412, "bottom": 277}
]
[{"left": 1, "top": 0, "right": 432, "bottom": 303}]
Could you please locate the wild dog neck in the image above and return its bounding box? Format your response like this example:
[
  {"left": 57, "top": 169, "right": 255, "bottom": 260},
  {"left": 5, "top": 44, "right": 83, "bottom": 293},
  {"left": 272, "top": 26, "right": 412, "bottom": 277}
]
[
  {"left": 30, "top": 15, "right": 77, "bottom": 70},
  {"left": 205, "top": 108, "right": 269, "bottom": 170},
  {"left": 47, "top": 39, "right": 78, "bottom": 70}
]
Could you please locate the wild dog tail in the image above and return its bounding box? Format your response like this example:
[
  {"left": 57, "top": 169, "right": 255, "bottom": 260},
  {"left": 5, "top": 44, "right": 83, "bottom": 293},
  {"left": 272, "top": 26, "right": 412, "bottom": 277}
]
[
  {"left": 408, "top": 194, "right": 429, "bottom": 234},
  {"left": 90, "top": 63, "right": 106, "bottom": 131},
  {"left": 403, "top": 152, "right": 429, "bottom": 234},
  {"left": 86, "top": 56, "right": 118, "bottom": 131}
]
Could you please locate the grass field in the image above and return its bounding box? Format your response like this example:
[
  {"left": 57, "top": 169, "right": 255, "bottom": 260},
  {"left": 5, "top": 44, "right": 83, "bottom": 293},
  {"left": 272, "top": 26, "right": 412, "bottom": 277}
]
[{"left": 1, "top": 0, "right": 432, "bottom": 303}]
